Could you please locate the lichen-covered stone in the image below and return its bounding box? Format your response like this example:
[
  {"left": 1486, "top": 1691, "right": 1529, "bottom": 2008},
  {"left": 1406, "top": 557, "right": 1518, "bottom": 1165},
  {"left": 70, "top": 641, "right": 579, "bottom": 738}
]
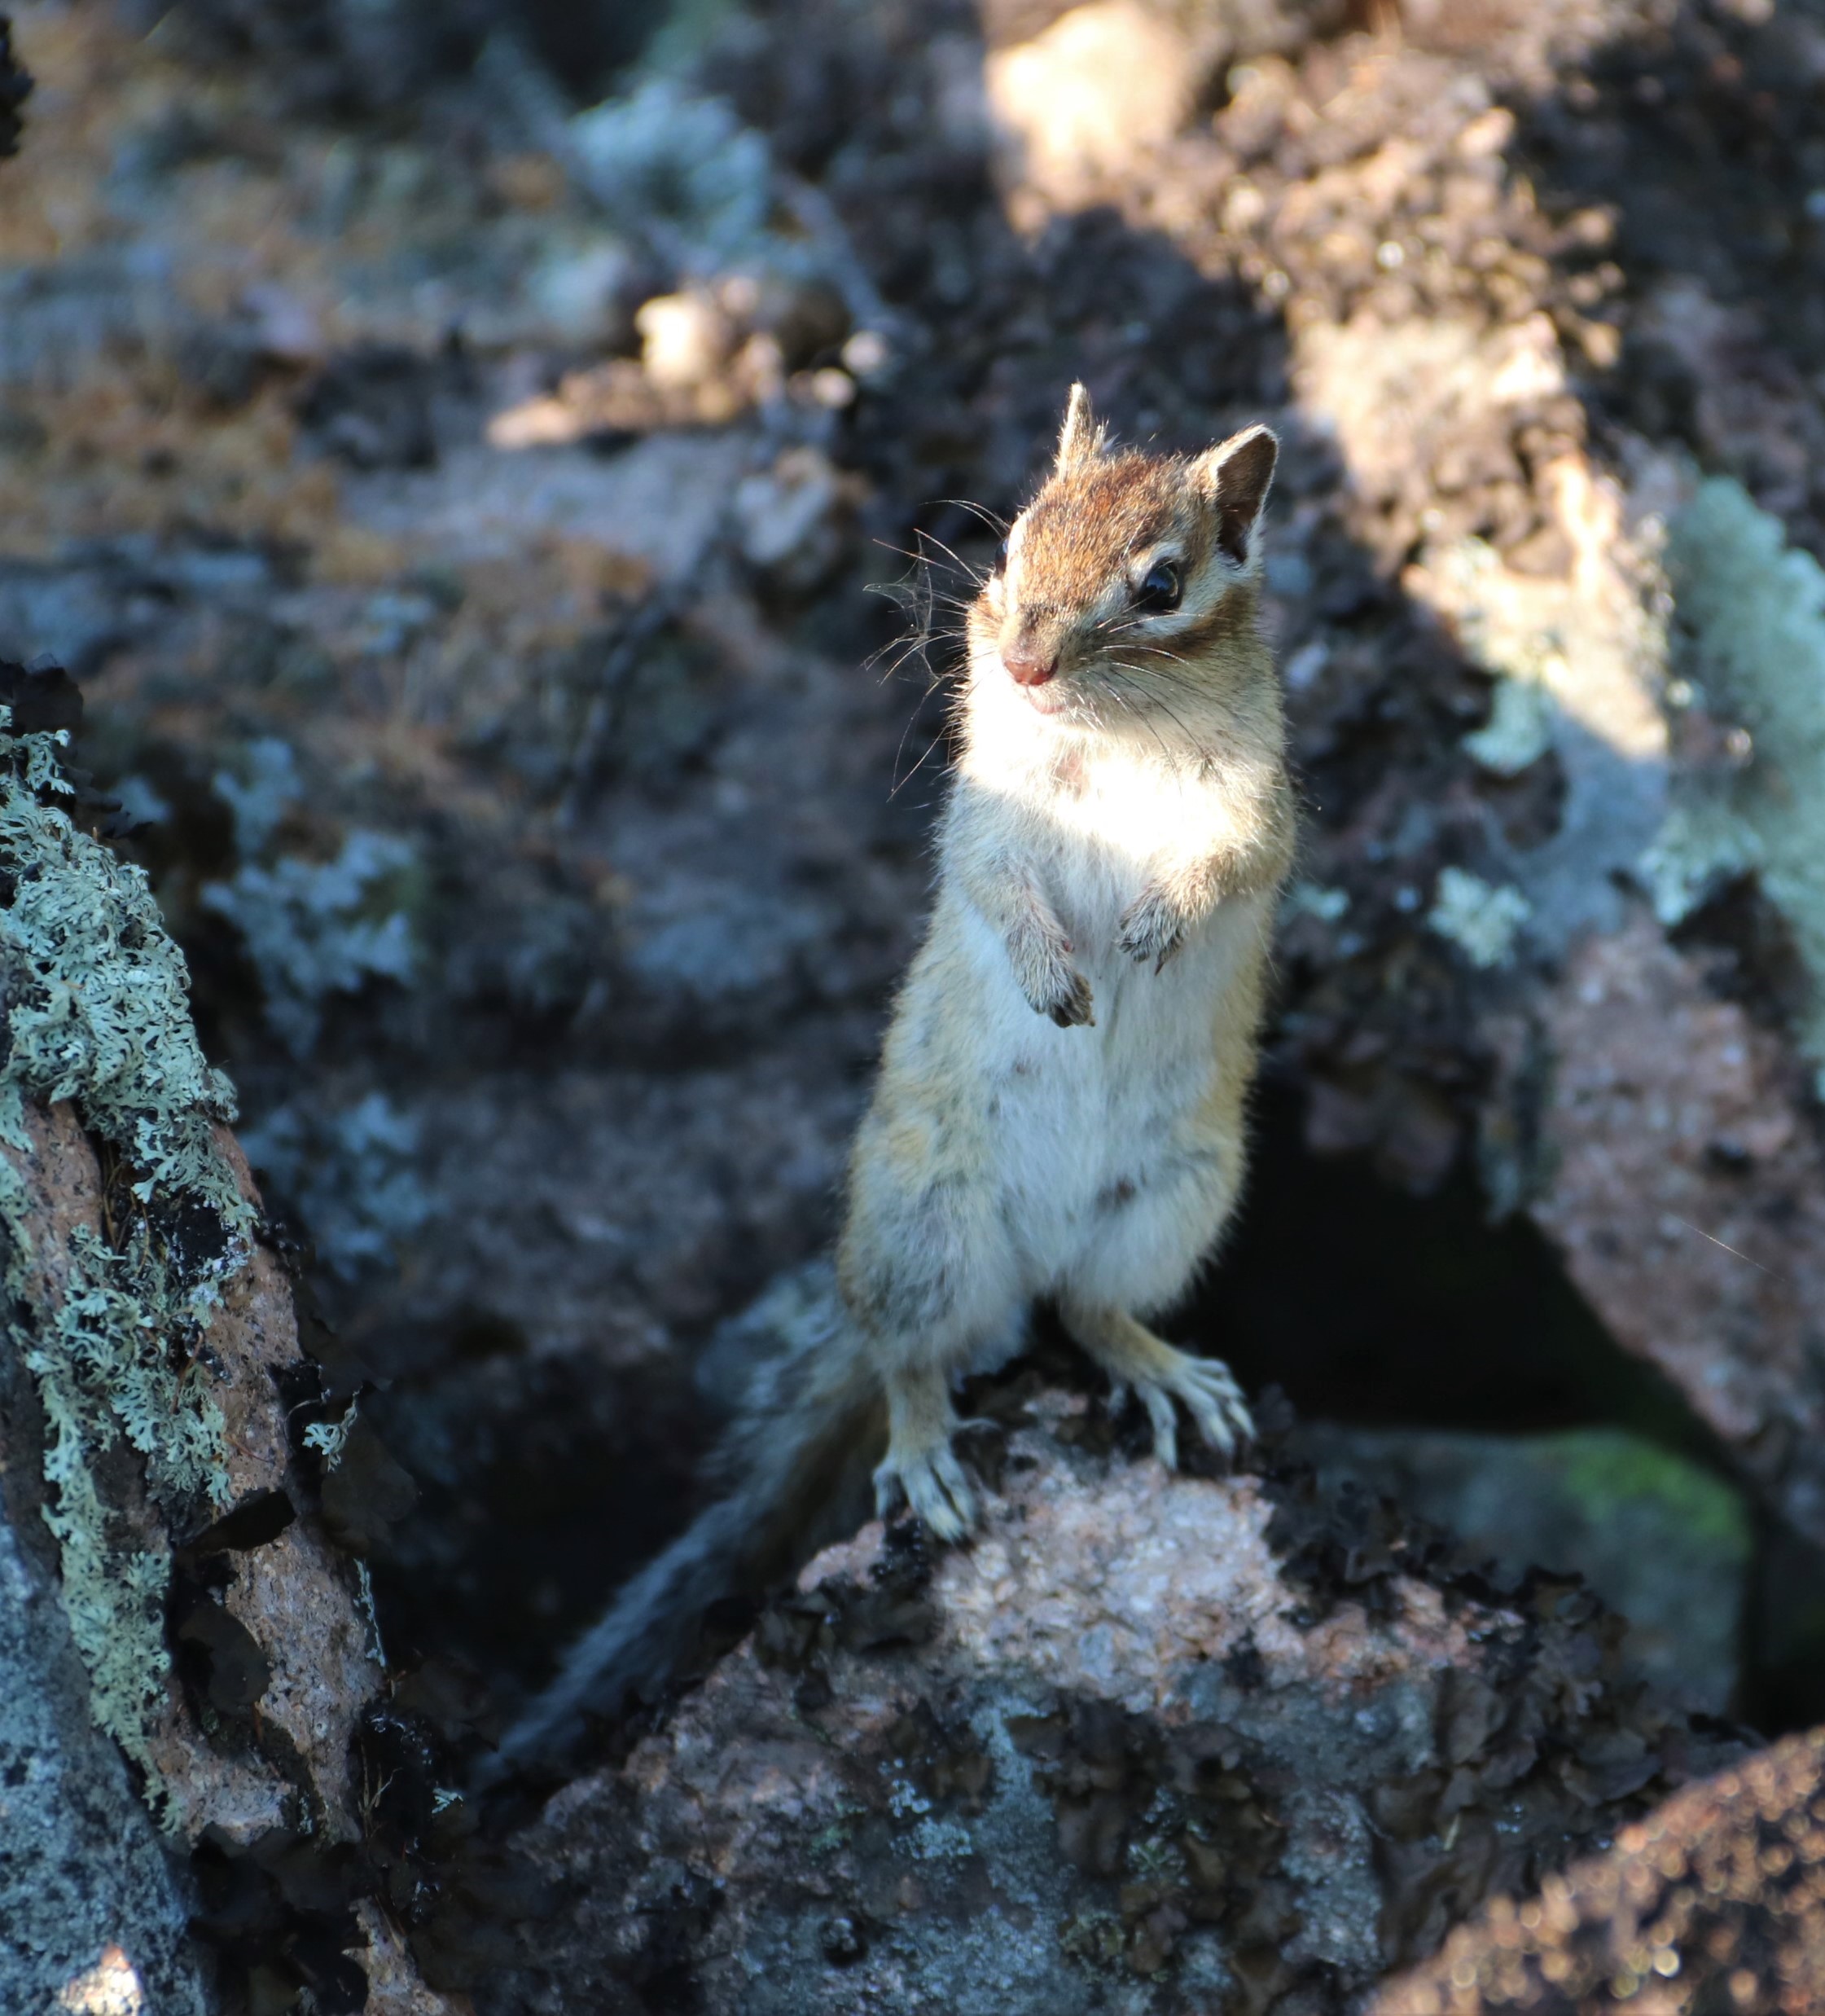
[
  {"left": 0, "top": 683, "right": 455, "bottom": 2009},
  {"left": 0, "top": 1466, "right": 211, "bottom": 2016}
]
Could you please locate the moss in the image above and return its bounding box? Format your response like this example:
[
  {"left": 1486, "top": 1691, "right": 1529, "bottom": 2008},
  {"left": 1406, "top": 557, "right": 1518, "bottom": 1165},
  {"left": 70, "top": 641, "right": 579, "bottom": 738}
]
[
  {"left": 1662, "top": 478, "right": 1825, "bottom": 1077},
  {"left": 1542, "top": 1428, "right": 1750, "bottom": 1558},
  {"left": 0, "top": 707, "right": 252, "bottom": 1787}
]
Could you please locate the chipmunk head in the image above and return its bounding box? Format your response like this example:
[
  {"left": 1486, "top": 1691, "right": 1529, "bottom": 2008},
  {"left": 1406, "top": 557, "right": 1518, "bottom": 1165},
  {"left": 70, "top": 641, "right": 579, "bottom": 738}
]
[{"left": 967, "top": 385, "right": 1278, "bottom": 736}]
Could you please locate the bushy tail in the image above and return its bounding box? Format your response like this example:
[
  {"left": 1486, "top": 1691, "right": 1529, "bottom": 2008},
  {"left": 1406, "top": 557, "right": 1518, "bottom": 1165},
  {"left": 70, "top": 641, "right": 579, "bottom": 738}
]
[{"left": 480, "top": 1271, "right": 879, "bottom": 1783}]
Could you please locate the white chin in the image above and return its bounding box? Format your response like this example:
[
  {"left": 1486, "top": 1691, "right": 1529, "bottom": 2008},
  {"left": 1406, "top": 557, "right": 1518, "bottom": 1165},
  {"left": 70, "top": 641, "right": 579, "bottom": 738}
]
[{"left": 1020, "top": 686, "right": 1066, "bottom": 715}]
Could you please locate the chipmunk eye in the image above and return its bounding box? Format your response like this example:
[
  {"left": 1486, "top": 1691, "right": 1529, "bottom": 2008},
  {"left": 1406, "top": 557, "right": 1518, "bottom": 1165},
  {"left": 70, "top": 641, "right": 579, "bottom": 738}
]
[
  {"left": 994, "top": 538, "right": 1010, "bottom": 575},
  {"left": 1132, "top": 560, "right": 1182, "bottom": 614}
]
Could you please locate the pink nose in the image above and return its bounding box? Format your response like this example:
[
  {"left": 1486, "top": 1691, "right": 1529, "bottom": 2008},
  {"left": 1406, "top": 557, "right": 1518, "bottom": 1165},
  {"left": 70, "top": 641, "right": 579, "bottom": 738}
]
[{"left": 1004, "top": 646, "right": 1058, "bottom": 687}]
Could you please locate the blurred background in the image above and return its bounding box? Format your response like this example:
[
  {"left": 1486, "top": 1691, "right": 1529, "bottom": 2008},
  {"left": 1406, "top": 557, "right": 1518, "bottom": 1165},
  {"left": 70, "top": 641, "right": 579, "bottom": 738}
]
[{"left": 3, "top": 0, "right": 1825, "bottom": 1814}]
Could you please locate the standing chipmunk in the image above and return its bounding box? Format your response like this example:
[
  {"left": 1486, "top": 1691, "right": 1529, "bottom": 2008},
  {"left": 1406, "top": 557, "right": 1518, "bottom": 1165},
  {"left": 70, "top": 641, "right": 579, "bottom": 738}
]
[{"left": 489, "top": 388, "right": 1294, "bottom": 1777}]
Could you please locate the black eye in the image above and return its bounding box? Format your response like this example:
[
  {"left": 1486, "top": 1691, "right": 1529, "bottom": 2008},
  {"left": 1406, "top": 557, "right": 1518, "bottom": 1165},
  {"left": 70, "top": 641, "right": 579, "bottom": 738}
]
[
  {"left": 994, "top": 538, "right": 1010, "bottom": 575},
  {"left": 1132, "top": 560, "right": 1181, "bottom": 614}
]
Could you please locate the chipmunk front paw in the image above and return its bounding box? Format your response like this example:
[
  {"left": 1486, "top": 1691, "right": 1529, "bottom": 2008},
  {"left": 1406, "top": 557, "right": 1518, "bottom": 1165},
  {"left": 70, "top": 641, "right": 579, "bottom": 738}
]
[
  {"left": 1020, "top": 949, "right": 1095, "bottom": 1027},
  {"left": 1044, "top": 963, "right": 1095, "bottom": 1028},
  {"left": 1116, "top": 890, "right": 1184, "bottom": 973}
]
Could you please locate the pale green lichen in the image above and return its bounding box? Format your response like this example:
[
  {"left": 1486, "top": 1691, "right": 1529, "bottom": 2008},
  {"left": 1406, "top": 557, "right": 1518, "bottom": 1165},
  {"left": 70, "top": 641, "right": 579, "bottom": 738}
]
[
  {"left": 1281, "top": 881, "right": 1351, "bottom": 924},
  {"left": 201, "top": 738, "right": 417, "bottom": 1057},
  {"left": 1463, "top": 675, "right": 1555, "bottom": 776},
  {"left": 24, "top": 1225, "right": 233, "bottom": 1766},
  {"left": 568, "top": 77, "right": 774, "bottom": 270},
  {"left": 0, "top": 736, "right": 246, "bottom": 1224},
  {"left": 1658, "top": 478, "right": 1825, "bottom": 1073},
  {"left": 1428, "top": 867, "right": 1531, "bottom": 970},
  {"left": 239, "top": 1091, "right": 430, "bottom": 1279},
  {"left": 1636, "top": 801, "right": 1761, "bottom": 931},
  {"left": 302, "top": 1394, "right": 359, "bottom": 1469},
  {"left": 0, "top": 719, "right": 251, "bottom": 1781}
]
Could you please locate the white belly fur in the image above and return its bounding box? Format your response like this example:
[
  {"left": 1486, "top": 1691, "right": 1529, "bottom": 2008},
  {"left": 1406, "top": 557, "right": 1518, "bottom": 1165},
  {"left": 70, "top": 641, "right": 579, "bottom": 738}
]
[{"left": 951, "top": 871, "right": 1265, "bottom": 1298}]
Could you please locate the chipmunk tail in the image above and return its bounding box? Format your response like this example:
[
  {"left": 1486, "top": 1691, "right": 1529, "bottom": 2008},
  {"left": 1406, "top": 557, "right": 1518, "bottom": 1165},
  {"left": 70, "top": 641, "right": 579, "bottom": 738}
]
[{"left": 476, "top": 1267, "right": 879, "bottom": 1785}]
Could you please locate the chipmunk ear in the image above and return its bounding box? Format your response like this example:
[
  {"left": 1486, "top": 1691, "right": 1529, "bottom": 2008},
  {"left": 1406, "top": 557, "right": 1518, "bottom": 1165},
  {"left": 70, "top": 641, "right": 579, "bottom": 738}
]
[
  {"left": 1055, "top": 382, "right": 1107, "bottom": 472},
  {"left": 1191, "top": 424, "right": 1278, "bottom": 568}
]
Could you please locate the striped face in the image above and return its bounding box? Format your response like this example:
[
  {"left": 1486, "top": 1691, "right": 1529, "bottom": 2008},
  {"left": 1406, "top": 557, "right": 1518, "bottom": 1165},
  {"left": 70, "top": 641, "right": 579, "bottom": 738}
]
[{"left": 970, "top": 400, "right": 1278, "bottom": 728}]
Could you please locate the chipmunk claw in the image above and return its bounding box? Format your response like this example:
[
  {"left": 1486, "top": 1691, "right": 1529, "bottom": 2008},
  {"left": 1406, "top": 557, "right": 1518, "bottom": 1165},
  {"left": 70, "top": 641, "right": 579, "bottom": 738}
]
[
  {"left": 1116, "top": 1353, "right": 1252, "bottom": 1471},
  {"left": 1044, "top": 964, "right": 1095, "bottom": 1028},
  {"left": 1171, "top": 1353, "right": 1253, "bottom": 1464},
  {"left": 874, "top": 1441, "right": 977, "bottom": 1542},
  {"left": 1116, "top": 891, "right": 1184, "bottom": 972}
]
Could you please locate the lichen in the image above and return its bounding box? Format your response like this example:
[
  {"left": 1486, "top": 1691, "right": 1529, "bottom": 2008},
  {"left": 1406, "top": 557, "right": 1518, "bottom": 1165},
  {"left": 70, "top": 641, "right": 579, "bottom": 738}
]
[
  {"left": 1635, "top": 802, "right": 1761, "bottom": 930},
  {"left": 568, "top": 78, "right": 774, "bottom": 271},
  {"left": 24, "top": 1225, "right": 232, "bottom": 1767},
  {"left": 1427, "top": 867, "right": 1531, "bottom": 970},
  {"left": 1463, "top": 675, "right": 1555, "bottom": 776},
  {"left": 201, "top": 739, "right": 417, "bottom": 1056},
  {"left": 239, "top": 1091, "right": 431, "bottom": 1279},
  {"left": 1281, "top": 881, "right": 1350, "bottom": 924},
  {"left": 0, "top": 705, "right": 251, "bottom": 1782},
  {"left": 0, "top": 731, "right": 247, "bottom": 1226},
  {"left": 1660, "top": 477, "right": 1825, "bottom": 1074}
]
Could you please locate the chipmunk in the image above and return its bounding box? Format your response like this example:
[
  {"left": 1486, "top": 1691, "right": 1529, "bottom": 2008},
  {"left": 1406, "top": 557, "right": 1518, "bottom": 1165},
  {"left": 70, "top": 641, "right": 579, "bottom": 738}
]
[{"left": 488, "top": 388, "right": 1294, "bottom": 1777}]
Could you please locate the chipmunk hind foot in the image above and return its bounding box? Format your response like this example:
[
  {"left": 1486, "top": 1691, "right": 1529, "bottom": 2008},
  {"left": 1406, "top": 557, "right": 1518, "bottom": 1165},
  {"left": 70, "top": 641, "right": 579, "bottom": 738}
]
[
  {"left": 1062, "top": 1301, "right": 1252, "bottom": 1470},
  {"left": 875, "top": 1359, "right": 982, "bottom": 1539}
]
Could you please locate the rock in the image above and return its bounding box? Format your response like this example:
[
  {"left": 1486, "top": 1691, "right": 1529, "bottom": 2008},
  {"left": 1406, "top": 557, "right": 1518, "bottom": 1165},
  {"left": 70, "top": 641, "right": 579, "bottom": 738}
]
[
  {"left": 0, "top": 1478, "right": 211, "bottom": 2016},
  {"left": 152, "top": 0, "right": 499, "bottom": 115},
  {"left": 635, "top": 289, "right": 739, "bottom": 393},
  {"left": 496, "top": 1396, "right": 1743, "bottom": 2013},
  {"left": 13, "top": 0, "right": 1825, "bottom": 1992},
  {"left": 1371, "top": 1728, "right": 1825, "bottom": 2014},
  {"left": 0, "top": 695, "right": 458, "bottom": 2012},
  {"left": 0, "top": 11, "right": 32, "bottom": 160},
  {"left": 985, "top": 2, "right": 1212, "bottom": 205},
  {"left": 1528, "top": 920, "right": 1825, "bottom": 1550},
  {"left": 732, "top": 446, "right": 863, "bottom": 593},
  {"left": 1296, "top": 1425, "right": 1751, "bottom": 1713}
]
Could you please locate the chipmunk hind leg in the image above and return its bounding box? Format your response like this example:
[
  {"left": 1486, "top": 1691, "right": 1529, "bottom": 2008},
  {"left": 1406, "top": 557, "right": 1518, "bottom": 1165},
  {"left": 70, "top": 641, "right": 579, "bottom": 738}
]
[
  {"left": 840, "top": 1157, "right": 1024, "bottom": 1542},
  {"left": 1059, "top": 1300, "right": 1252, "bottom": 1471},
  {"left": 873, "top": 1356, "right": 977, "bottom": 1539}
]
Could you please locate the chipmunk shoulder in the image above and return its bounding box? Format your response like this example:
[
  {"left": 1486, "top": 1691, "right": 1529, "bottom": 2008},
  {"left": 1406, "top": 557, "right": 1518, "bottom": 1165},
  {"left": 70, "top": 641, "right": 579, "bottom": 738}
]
[{"left": 842, "top": 383, "right": 1296, "bottom": 1535}]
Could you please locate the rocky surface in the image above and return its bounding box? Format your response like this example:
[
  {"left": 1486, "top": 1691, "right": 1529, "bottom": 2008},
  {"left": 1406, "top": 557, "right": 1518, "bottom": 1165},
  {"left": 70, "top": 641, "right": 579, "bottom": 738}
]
[
  {"left": 0, "top": 0, "right": 1814, "bottom": 1671},
  {"left": 489, "top": 1396, "right": 1746, "bottom": 2014},
  {"left": 0, "top": 1087, "right": 463, "bottom": 2015},
  {"left": 0, "top": 1484, "right": 212, "bottom": 2016},
  {"left": 0, "top": 662, "right": 454, "bottom": 2010},
  {"left": 1296, "top": 1422, "right": 1750, "bottom": 1714},
  {"left": 1373, "top": 1728, "right": 1825, "bottom": 2014},
  {"left": 9, "top": 0, "right": 1825, "bottom": 2004}
]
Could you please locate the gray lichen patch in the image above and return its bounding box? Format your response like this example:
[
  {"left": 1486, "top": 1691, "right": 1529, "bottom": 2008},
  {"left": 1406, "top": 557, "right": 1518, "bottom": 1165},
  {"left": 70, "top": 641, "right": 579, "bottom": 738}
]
[
  {"left": 0, "top": 725, "right": 248, "bottom": 1229},
  {"left": 1660, "top": 477, "right": 1825, "bottom": 1081},
  {"left": 23, "top": 1220, "right": 231, "bottom": 1768},
  {"left": 202, "top": 737, "right": 418, "bottom": 1057},
  {"left": 0, "top": 708, "right": 253, "bottom": 1778}
]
